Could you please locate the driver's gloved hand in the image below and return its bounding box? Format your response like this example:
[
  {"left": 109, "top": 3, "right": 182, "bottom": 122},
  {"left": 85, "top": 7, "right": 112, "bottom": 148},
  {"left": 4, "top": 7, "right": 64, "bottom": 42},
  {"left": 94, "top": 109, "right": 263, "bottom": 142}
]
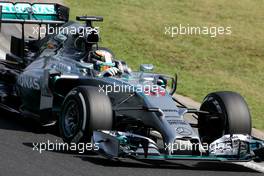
[
  {"left": 100, "top": 67, "right": 121, "bottom": 77},
  {"left": 116, "top": 61, "right": 132, "bottom": 74}
]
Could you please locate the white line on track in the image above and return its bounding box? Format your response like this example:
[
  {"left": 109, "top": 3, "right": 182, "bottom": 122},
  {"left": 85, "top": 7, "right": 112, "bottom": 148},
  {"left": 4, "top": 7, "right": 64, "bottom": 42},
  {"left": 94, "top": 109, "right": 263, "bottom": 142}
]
[{"left": 235, "top": 162, "right": 264, "bottom": 173}]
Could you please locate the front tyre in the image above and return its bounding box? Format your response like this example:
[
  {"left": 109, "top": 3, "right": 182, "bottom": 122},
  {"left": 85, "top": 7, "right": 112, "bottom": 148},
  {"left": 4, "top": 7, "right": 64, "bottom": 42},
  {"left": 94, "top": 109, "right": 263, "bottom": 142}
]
[
  {"left": 198, "top": 91, "right": 251, "bottom": 144},
  {"left": 59, "top": 86, "right": 113, "bottom": 143}
]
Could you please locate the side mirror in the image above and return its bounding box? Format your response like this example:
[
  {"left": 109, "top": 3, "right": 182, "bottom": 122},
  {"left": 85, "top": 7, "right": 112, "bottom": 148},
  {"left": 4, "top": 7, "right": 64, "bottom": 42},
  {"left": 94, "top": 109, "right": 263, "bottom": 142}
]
[{"left": 140, "top": 64, "right": 154, "bottom": 72}]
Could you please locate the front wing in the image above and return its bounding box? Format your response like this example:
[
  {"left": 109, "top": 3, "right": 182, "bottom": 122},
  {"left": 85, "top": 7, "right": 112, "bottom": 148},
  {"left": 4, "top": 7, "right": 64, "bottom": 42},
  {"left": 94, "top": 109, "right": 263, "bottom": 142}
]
[{"left": 92, "top": 131, "right": 264, "bottom": 162}]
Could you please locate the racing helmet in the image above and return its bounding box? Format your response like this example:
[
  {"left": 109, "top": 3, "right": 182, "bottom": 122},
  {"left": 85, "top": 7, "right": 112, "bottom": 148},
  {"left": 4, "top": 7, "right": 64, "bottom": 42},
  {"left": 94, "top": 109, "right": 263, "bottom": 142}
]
[{"left": 92, "top": 49, "right": 115, "bottom": 71}]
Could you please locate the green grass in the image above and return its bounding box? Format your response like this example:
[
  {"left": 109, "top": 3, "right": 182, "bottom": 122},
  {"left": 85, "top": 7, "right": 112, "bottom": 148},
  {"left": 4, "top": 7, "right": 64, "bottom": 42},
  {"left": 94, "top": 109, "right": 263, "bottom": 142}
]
[{"left": 65, "top": 0, "right": 264, "bottom": 130}]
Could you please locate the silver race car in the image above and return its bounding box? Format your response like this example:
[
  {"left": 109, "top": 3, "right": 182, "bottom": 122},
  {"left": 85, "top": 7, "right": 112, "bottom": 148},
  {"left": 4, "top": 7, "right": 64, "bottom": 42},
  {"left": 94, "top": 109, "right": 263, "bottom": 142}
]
[{"left": 0, "top": 1, "right": 263, "bottom": 162}]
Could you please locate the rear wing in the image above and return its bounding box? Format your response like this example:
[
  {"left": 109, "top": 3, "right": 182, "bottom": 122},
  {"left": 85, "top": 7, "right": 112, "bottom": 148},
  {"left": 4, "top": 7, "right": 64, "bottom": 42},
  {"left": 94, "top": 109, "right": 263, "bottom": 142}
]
[
  {"left": 0, "top": 1, "right": 69, "bottom": 63},
  {"left": 0, "top": 1, "right": 69, "bottom": 25}
]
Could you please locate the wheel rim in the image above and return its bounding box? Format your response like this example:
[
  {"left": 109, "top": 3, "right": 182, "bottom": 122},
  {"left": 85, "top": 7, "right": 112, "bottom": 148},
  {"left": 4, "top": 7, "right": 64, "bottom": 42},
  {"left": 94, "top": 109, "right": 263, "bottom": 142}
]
[
  {"left": 63, "top": 100, "right": 80, "bottom": 138},
  {"left": 199, "top": 96, "right": 227, "bottom": 143}
]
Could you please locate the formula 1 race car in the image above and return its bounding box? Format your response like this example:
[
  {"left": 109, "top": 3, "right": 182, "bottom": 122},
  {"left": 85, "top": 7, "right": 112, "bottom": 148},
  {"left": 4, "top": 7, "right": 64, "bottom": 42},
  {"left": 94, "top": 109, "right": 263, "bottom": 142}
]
[{"left": 0, "top": 2, "right": 263, "bottom": 162}]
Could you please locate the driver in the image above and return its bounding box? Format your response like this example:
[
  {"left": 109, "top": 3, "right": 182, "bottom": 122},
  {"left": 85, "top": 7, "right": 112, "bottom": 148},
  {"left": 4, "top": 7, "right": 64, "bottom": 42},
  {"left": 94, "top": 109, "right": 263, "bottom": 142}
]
[
  {"left": 89, "top": 49, "right": 129, "bottom": 77},
  {"left": 79, "top": 26, "right": 131, "bottom": 77}
]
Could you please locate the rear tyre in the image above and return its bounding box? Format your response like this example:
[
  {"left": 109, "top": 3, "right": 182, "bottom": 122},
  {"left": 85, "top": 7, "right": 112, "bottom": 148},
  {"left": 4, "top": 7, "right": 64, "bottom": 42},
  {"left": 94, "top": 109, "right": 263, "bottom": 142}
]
[
  {"left": 198, "top": 91, "right": 251, "bottom": 144},
  {"left": 59, "top": 86, "right": 113, "bottom": 143}
]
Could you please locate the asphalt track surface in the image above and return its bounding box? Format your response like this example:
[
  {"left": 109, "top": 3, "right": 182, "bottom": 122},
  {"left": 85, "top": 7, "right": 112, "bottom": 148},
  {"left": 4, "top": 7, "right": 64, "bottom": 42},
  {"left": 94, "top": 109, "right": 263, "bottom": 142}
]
[{"left": 0, "top": 113, "right": 263, "bottom": 176}]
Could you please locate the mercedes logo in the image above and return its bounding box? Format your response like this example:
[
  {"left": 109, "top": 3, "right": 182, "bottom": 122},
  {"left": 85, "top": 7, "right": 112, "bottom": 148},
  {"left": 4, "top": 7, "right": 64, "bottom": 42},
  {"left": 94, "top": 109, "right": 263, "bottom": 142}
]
[{"left": 176, "top": 127, "right": 192, "bottom": 136}]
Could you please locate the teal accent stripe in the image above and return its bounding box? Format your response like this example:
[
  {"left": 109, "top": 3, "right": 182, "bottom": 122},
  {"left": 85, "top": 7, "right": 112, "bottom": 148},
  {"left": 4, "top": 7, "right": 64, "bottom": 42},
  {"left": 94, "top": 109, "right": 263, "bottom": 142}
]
[{"left": 137, "top": 155, "right": 228, "bottom": 161}]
